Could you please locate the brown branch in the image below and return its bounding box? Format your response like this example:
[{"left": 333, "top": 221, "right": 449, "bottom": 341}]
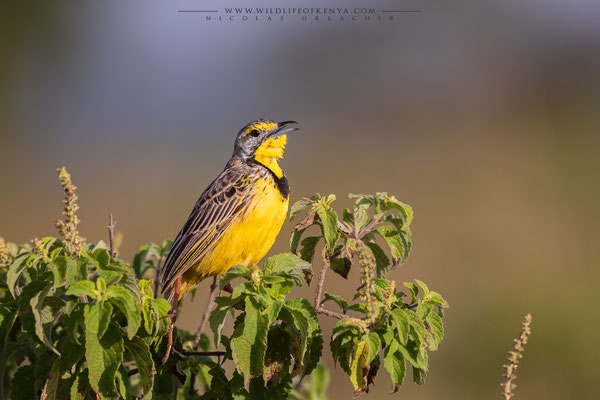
[
  {"left": 193, "top": 276, "right": 219, "bottom": 349},
  {"left": 180, "top": 350, "right": 226, "bottom": 357},
  {"left": 293, "top": 210, "right": 316, "bottom": 232},
  {"left": 107, "top": 213, "right": 116, "bottom": 259},
  {"left": 313, "top": 259, "right": 351, "bottom": 320}
]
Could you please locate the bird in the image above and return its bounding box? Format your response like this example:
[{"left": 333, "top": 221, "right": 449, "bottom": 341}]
[{"left": 159, "top": 119, "right": 298, "bottom": 361}]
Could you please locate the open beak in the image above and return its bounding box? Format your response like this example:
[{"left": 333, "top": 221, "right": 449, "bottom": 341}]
[{"left": 269, "top": 120, "right": 299, "bottom": 137}]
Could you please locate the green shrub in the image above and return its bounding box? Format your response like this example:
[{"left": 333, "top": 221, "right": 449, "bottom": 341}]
[{"left": 0, "top": 169, "right": 447, "bottom": 399}]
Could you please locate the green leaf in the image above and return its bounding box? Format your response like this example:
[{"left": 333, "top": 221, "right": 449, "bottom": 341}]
[
  {"left": 390, "top": 308, "right": 410, "bottom": 345},
  {"left": 265, "top": 253, "right": 312, "bottom": 287},
  {"left": 280, "top": 298, "right": 323, "bottom": 376},
  {"left": 210, "top": 296, "right": 243, "bottom": 347},
  {"left": 305, "top": 363, "right": 330, "bottom": 400},
  {"left": 426, "top": 312, "right": 444, "bottom": 351},
  {"left": 125, "top": 336, "right": 155, "bottom": 394},
  {"left": 382, "top": 195, "right": 413, "bottom": 226},
  {"left": 424, "top": 291, "right": 448, "bottom": 308},
  {"left": 364, "top": 332, "right": 381, "bottom": 364},
  {"left": 354, "top": 206, "right": 371, "bottom": 235},
  {"left": 40, "top": 360, "right": 66, "bottom": 400},
  {"left": 289, "top": 198, "right": 314, "bottom": 221},
  {"left": 403, "top": 282, "right": 418, "bottom": 304},
  {"left": 383, "top": 339, "right": 406, "bottom": 393},
  {"left": 396, "top": 340, "right": 427, "bottom": 370},
  {"left": 66, "top": 257, "right": 87, "bottom": 285},
  {"left": 50, "top": 256, "right": 67, "bottom": 288},
  {"left": 349, "top": 340, "right": 368, "bottom": 394},
  {"left": 316, "top": 207, "right": 339, "bottom": 253},
  {"left": 298, "top": 236, "right": 320, "bottom": 263},
  {"left": 220, "top": 265, "right": 251, "bottom": 289},
  {"left": 58, "top": 337, "right": 84, "bottom": 372},
  {"left": 70, "top": 373, "right": 90, "bottom": 400},
  {"left": 7, "top": 253, "right": 29, "bottom": 298},
  {"left": 85, "top": 323, "right": 124, "bottom": 398},
  {"left": 328, "top": 247, "right": 351, "bottom": 280},
  {"left": 405, "top": 310, "right": 427, "bottom": 346},
  {"left": 231, "top": 296, "right": 282, "bottom": 388},
  {"left": 0, "top": 304, "right": 17, "bottom": 370},
  {"left": 11, "top": 365, "right": 36, "bottom": 400},
  {"left": 415, "top": 280, "right": 429, "bottom": 297},
  {"left": 322, "top": 292, "right": 348, "bottom": 312},
  {"left": 84, "top": 302, "right": 113, "bottom": 340},
  {"left": 106, "top": 285, "right": 141, "bottom": 339},
  {"left": 375, "top": 226, "right": 410, "bottom": 266},
  {"left": 66, "top": 280, "right": 97, "bottom": 299},
  {"left": 413, "top": 366, "right": 427, "bottom": 385},
  {"left": 30, "top": 282, "right": 61, "bottom": 355},
  {"left": 364, "top": 242, "right": 390, "bottom": 277}
]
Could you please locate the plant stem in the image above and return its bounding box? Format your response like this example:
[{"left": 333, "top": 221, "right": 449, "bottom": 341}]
[
  {"left": 193, "top": 276, "right": 219, "bottom": 349},
  {"left": 313, "top": 258, "right": 351, "bottom": 320},
  {"left": 107, "top": 213, "right": 116, "bottom": 259}
]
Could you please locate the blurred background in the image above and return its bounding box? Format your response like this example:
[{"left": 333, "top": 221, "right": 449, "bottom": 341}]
[{"left": 1, "top": 0, "right": 599, "bottom": 398}]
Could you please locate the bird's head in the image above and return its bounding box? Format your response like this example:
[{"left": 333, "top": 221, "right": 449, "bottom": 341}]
[{"left": 233, "top": 119, "right": 298, "bottom": 177}]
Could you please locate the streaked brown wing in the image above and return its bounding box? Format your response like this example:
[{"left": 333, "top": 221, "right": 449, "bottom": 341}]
[{"left": 160, "top": 166, "right": 253, "bottom": 294}]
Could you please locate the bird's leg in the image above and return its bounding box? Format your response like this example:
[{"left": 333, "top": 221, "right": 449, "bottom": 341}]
[{"left": 162, "top": 277, "right": 181, "bottom": 366}]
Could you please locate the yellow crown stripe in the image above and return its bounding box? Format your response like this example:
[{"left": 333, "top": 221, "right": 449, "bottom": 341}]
[{"left": 244, "top": 122, "right": 277, "bottom": 135}]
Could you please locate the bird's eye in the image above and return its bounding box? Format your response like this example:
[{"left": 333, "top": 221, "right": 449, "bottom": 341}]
[{"left": 249, "top": 129, "right": 260, "bottom": 137}]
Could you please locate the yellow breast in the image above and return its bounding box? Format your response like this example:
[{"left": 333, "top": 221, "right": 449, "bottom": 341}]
[{"left": 180, "top": 177, "right": 289, "bottom": 295}]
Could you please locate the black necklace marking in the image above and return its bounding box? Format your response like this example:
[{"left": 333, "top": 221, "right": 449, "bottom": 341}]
[{"left": 248, "top": 158, "right": 290, "bottom": 199}]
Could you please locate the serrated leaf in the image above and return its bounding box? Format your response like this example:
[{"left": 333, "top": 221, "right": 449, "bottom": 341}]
[
  {"left": 125, "top": 336, "right": 155, "bottom": 393},
  {"left": 397, "top": 340, "right": 427, "bottom": 370},
  {"left": 424, "top": 291, "right": 448, "bottom": 308},
  {"left": 220, "top": 265, "right": 251, "bottom": 289},
  {"left": 426, "top": 312, "right": 444, "bottom": 351},
  {"left": 349, "top": 340, "right": 368, "bottom": 394},
  {"left": 85, "top": 323, "right": 124, "bottom": 398},
  {"left": 375, "top": 226, "right": 410, "bottom": 266},
  {"left": 413, "top": 366, "right": 426, "bottom": 385},
  {"left": 30, "top": 282, "right": 60, "bottom": 355},
  {"left": 383, "top": 339, "right": 406, "bottom": 393},
  {"left": 316, "top": 207, "right": 339, "bottom": 253},
  {"left": 365, "top": 332, "right": 381, "bottom": 364},
  {"left": 7, "top": 253, "right": 29, "bottom": 298},
  {"left": 289, "top": 198, "right": 314, "bottom": 221},
  {"left": 390, "top": 308, "right": 410, "bottom": 345},
  {"left": 265, "top": 253, "right": 312, "bottom": 287},
  {"left": 66, "top": 280, "right": 97, "bottom": 299},
  {"left": 403, "top": 282, "right": 418, "bottom": 304},
  {"left": 40, "top": 360, "right": 68, "bottom": 400},
  {"left": 354, "top": 206, "right": 371, "bottom": 235},
  {"left": 106, "top": 285, "right": 141, "bottom": 339},
  {"left": 298, "top": 236, "right": 320, "bottom": 264},
  {"left": 210, "top": 296, "right": 243, "bottom": 346},
  {"left": 70, "top": 373, "right": 90, "bottom": 400},
  {"left": 84, "top": 302, "right": 113, "bottom": 340},
  {"left": 405, "top": 310, "right": 427, "bottom": 345},
  {"left": 231, "top": 296, "right": 281, "bottom": 389},
  {"left": 280, "top": 298, "right": 323, "bottom": 377},
  {"left": 322, "top": 292, "right": 348, "bottom": 312},
  {"left": 364, "top": 242, "right": 390, "bottom": 277},
  {"left": 50, "top": 256, "right": 67, "bottom": 288},
  {"left": 329, "top": 250, "right": 351, "bottom": 280},
  {"left": 415, "top": 280, "right": 429, "bottom": 297}
]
